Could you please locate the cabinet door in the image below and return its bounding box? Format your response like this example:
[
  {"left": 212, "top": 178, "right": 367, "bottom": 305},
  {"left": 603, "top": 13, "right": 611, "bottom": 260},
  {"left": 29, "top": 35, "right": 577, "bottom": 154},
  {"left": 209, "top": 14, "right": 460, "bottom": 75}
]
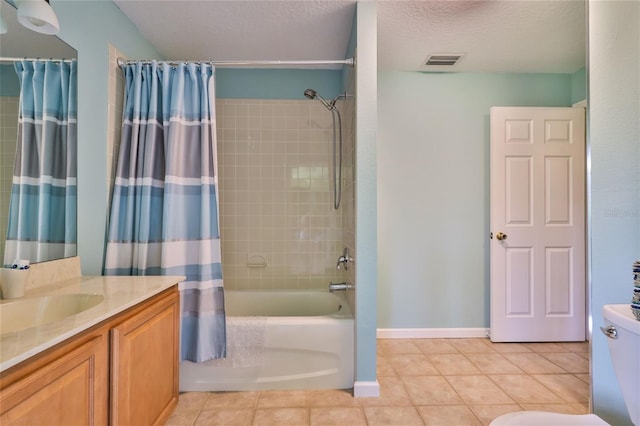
[
  {"left": 0, "top": 334, "right": 109, "bottom": 425},
  {"left": 110, "top": 290, "right": 179, "bottom": 426}
]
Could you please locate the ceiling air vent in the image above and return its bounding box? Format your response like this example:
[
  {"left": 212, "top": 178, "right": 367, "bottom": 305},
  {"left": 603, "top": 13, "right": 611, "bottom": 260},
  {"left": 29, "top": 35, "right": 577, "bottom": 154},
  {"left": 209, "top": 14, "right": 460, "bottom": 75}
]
[{"left": 424, "top": 54, "right": 465, "bottom": 66}]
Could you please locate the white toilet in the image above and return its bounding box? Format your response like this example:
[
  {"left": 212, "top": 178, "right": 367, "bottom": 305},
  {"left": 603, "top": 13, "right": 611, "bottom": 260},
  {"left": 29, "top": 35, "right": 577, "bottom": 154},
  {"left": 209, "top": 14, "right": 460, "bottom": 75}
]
[{"left": 490, "top": 304, "right": 640, "bottom": 426}]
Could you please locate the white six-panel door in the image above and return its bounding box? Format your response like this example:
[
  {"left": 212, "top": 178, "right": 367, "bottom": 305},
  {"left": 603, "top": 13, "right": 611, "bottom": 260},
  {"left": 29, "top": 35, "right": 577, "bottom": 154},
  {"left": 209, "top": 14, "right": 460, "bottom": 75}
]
[{"left": 490, "top": 107, "right": 586, "bottom": 342}]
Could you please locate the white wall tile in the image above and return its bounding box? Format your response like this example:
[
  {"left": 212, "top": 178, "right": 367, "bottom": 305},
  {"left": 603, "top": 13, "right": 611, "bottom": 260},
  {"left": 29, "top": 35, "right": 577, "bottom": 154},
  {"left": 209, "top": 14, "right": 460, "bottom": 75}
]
[{"left": 217, "top": 98, "right": 351, "bottom": 290}]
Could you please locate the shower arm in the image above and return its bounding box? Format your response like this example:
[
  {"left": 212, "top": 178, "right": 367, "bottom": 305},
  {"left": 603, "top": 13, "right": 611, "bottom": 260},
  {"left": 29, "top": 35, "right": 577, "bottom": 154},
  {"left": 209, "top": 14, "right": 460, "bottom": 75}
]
[{"left": 329, "top": 93, "right": 348, "bottom": 109}]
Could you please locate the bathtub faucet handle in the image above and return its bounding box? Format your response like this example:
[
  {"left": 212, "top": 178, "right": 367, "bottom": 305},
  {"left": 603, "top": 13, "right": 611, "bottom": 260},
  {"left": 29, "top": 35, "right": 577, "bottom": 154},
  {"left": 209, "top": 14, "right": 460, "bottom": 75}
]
[
  {"left": 336, "top": 247, "right": 353, "bottom": 270},
  {"left": 329, "top": 282, "right": 352, "bottom": 292}
]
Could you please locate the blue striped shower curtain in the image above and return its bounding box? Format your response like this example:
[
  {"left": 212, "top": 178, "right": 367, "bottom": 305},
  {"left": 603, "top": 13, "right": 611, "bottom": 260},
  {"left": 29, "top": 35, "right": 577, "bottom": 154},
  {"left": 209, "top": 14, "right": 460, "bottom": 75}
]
[
  {"left": 5, "top": 60, "right": 77, "bottom": 265},
  {"left": 104, "top": 61, "right": 226, "bottom": 362}
]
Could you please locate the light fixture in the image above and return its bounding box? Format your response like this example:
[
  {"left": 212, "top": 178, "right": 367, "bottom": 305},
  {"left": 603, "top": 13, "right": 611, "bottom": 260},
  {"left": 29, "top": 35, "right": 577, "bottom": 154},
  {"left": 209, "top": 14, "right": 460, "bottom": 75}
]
[
  {"left": 0, "top": 11, "right": 7, "bottom": 34},
  {"left": 17, "top": 0, "right": 59, "bottom": 35}
]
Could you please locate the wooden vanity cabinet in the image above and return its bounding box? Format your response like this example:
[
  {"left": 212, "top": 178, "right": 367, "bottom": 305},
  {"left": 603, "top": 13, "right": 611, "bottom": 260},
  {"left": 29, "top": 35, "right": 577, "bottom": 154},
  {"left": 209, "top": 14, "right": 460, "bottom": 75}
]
[
  {"left": 0, "top": 285, "right": 179, "bottom": 426},
  {"left": 110, "top": 287, "right": 180, "bottom": 425},
  {"left": 0, "top": 330, "right": 110, "bottom": 425}
]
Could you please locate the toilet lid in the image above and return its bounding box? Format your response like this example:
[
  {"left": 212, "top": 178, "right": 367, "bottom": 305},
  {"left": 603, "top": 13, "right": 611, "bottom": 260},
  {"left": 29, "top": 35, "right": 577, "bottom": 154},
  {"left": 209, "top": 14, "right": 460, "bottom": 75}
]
[{"left": 490, "top": 411, "right": 610, "bottom": 426}]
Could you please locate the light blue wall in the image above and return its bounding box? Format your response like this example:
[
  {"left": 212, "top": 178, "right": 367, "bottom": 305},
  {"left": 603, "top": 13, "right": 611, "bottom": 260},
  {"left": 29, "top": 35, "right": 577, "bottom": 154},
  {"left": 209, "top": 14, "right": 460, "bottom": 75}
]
[
  {"left": 378, "top": 72, "right": 573, "bottom": 330},
  {"left": 215, "top": 69, "right": 342, "bottom": 99},
  {"left": 571, "top": 67, "right": 587, "bottom": 104},
  {"left": 52, "top": 0, "right": 162, "bottom": 274},
  {"left": 588, "top": 1, "right": 639, "bottom": 424},
  {"left": 354, "top": 1, "right": 378, "bottom": 388}
]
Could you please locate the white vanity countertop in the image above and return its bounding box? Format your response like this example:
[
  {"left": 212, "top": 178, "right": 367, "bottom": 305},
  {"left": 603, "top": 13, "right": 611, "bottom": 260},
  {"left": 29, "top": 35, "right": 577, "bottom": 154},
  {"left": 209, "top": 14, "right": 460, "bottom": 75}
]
[{"left": 0, "top": 275, "right": 184, "bottom": 372}]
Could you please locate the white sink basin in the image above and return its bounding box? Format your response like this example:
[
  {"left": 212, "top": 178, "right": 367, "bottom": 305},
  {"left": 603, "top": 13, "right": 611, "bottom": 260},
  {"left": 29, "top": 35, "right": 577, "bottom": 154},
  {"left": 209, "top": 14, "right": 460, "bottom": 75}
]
[{"left": 0, "top": 294, "right": 104, "bottom": 334}]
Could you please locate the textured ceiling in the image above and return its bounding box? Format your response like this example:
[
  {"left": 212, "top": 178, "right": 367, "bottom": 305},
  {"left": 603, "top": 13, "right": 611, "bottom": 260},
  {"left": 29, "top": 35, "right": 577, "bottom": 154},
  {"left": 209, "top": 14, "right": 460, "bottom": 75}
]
[
  {"left": 114, "top": 0, "right": 357, "bottom": 68},
  {"left": 378, "top": 0, "right": 586, "bottom": 73},
  {"left": 113, "top": 0, "right": 585, "bottom": 73},
  {"left": 2, "top": 0, "right": 586, "bottom": 74}
]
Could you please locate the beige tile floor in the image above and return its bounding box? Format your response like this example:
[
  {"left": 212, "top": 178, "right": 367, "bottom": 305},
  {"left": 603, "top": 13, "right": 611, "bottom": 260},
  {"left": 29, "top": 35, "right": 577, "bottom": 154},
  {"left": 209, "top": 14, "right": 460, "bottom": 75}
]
[{"left": 166, "top": 338, "right": 590, "bottom": 426}]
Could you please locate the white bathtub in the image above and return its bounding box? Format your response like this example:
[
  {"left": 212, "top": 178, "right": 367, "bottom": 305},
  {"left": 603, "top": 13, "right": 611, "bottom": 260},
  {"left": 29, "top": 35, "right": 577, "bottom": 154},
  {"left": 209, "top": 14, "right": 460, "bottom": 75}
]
[{"left": 179, "top": 289, "right": 354, "bottom": 391}]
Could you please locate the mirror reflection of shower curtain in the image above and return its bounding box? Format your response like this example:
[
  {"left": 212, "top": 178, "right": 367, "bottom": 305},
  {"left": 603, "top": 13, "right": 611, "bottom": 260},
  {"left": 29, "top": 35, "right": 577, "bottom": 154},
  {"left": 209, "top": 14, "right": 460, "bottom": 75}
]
[
  {"left": 4, "top": 60, "right": 77, "bottom": 265},
  {"left": 104, "top": 61, "right": 226, "bottom": 363}
]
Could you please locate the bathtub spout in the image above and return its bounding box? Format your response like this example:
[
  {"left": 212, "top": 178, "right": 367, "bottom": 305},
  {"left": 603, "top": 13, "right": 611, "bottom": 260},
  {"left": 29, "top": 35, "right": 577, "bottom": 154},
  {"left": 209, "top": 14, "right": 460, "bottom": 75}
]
[{"left": 329, "top": 282, "right": 352, "bottom": 292}]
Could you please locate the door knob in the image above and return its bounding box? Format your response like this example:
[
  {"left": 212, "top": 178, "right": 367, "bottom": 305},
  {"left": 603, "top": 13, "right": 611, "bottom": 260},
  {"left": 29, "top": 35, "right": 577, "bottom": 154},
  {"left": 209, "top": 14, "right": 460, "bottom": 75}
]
[{"left": 496, "top": 232, "right": 507, "bottom": 241}]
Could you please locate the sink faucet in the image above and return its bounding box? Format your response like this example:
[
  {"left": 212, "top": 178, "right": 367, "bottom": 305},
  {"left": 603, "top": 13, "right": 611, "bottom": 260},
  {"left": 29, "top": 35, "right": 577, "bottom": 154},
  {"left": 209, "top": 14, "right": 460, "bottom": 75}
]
[
  {"left": 336, "top": 247, "right": 353, "bottom": 270},
  {"left": 329, "top": 282, "right": 352, "bottom": 292}
]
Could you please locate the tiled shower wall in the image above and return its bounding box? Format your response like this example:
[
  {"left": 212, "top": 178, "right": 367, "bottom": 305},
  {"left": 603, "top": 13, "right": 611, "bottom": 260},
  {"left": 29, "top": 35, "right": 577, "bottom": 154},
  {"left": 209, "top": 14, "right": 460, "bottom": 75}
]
[
  {"left": 107, "top": 69, "right": 355, "bottom": 292},
  {"left": 217, "top": 98, "right": 348, "bottom": 290},
  {"left": 0, "top": 97, "right": 19, "bottom": 262}
]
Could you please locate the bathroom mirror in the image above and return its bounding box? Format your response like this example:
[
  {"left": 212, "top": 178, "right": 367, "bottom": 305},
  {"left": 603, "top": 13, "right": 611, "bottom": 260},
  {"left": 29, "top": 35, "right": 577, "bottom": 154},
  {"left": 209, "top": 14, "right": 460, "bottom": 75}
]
[{"left": 0, "top": 0, "right": 77, "bottom": 264}]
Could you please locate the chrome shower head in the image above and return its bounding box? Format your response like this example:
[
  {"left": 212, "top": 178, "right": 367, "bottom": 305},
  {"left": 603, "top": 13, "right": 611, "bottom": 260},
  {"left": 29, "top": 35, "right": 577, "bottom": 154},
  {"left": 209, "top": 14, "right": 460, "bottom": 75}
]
[{"left": 304, "top": 88, "right": 333, "bottom": 110}]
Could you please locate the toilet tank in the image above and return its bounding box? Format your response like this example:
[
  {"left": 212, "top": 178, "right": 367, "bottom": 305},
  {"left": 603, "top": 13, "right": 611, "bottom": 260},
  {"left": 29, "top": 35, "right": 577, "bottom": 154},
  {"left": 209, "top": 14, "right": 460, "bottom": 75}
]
[{"left": 602, "top": 304, "right": 640, "bottom": 426}]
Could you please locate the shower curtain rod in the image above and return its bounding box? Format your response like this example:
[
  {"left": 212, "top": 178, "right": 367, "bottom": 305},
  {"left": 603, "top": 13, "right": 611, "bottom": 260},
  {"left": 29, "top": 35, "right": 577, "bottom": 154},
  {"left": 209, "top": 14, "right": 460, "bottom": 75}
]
[
  {"left": 116, "top": 57, "right": 355, "bottom": 68},
  {"left": 0, "top": 57, "right": 76, "bottom": 64}
]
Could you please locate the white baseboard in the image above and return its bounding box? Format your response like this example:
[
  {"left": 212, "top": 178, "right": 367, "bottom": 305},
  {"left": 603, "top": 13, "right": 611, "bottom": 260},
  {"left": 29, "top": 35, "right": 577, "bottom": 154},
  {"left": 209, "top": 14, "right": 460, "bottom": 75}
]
[
  {"left": 377, "top": 328, "right": 490, "bottom": 339},
  {"left": 353, "top": 380, "right": 380, "bottom": 398}
]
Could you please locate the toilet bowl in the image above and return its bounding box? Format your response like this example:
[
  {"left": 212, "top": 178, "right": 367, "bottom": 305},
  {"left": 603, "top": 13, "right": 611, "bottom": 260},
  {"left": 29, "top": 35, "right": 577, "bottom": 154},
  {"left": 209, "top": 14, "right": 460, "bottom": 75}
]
[{"left": 490, "top": 304, "right": 640, "bottom": 426}]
